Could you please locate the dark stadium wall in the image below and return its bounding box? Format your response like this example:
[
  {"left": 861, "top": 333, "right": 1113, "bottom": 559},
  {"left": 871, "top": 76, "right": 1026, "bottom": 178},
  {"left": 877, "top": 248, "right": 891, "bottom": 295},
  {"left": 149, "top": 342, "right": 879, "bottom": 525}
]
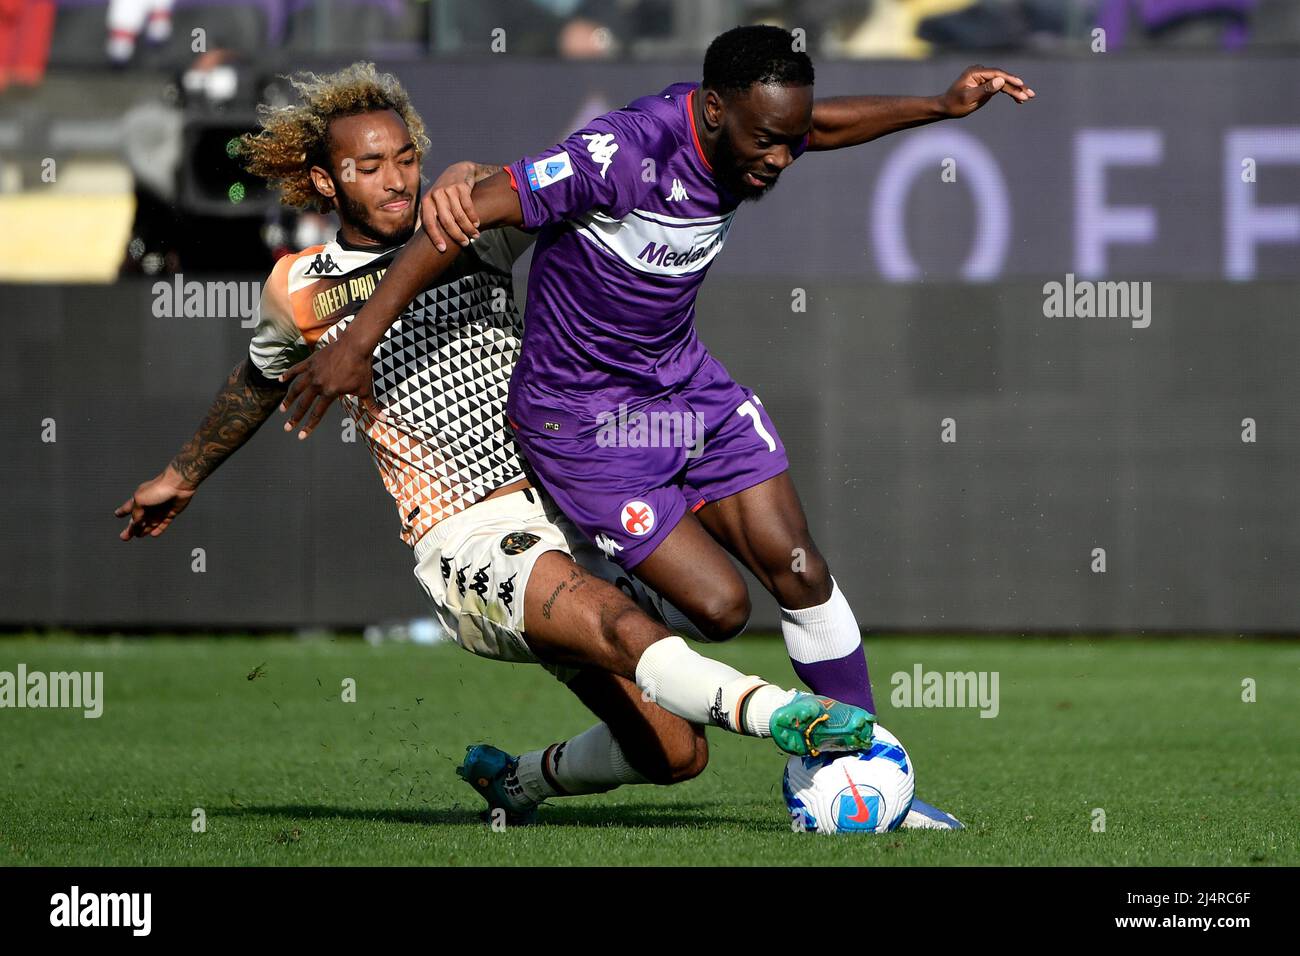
[
  {"left": 2, "top": 279, "right": 1297, "bottom": 632},
  {"left": 3, "top": 55, "right": 1297, "bottom": 631}
]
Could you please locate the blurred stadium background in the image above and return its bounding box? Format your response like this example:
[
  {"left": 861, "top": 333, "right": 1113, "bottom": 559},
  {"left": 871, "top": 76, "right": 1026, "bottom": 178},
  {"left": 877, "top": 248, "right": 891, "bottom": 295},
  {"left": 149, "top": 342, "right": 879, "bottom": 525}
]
[{"left": 2, "top": 0, "right": 1298, "bottom": 636}]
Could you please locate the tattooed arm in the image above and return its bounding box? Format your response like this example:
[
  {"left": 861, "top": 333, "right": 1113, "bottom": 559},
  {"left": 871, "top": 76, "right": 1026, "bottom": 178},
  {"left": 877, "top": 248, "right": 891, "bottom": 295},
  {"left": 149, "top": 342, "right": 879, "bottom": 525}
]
[
  {"left": 169, "top": 358, "right": 286, "bottom": 485},
  {"left": 115, "top": 358, "right": 286, "bottom": 540}
]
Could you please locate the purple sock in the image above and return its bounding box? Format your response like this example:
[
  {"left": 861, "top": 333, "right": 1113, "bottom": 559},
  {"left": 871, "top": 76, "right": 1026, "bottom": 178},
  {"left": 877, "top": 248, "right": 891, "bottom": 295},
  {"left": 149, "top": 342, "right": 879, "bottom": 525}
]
[{"left": 792, "top": 649, "right": 875, "bottom": 714}]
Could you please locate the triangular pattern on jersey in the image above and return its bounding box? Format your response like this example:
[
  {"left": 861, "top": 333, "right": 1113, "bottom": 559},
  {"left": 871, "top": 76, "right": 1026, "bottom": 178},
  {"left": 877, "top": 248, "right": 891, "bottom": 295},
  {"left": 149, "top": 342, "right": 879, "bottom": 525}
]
[{"left": 318, "top": 266, "right": 526, "bottom": 546}]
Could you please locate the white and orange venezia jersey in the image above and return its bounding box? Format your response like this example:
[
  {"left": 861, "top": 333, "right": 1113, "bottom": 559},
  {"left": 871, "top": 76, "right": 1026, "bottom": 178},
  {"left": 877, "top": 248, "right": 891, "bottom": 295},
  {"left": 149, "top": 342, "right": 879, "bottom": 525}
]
[{"left": 248, "top": 229, "right": 535, "bottom": 547}]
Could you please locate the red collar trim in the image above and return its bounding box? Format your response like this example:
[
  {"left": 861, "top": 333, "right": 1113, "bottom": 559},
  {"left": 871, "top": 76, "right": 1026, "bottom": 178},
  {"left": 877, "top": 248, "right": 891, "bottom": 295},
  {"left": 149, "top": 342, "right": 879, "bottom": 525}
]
[{"left": 687, "top": 88, "right": 712, "bottom": 172}]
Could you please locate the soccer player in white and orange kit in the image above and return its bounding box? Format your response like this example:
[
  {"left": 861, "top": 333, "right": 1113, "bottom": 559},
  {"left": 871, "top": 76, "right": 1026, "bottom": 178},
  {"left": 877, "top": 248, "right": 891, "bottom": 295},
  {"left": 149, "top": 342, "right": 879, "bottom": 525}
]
[{"left": 114, "top": 62, "right": 876, "bottom": 824}]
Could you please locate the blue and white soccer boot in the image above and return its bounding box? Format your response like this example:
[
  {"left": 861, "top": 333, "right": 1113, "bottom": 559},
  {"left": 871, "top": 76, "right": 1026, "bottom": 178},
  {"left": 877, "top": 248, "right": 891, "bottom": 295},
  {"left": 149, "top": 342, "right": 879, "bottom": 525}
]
[
  {"left": 899, "top": 798, "right": 965, "bottom": 830},
  {"left": 456, "top": 744, "right": 539, "bottom": 825}
]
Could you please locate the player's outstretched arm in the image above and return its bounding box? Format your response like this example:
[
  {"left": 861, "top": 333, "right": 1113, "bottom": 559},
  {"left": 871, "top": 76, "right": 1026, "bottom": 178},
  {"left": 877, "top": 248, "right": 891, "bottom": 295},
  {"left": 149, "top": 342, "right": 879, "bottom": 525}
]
[
  {"left": 115, "top": 358, "right": 285, "bottom": 540},
  {"left": 278, "top": 170, "right": 524, "bottom": 439},
  {"left": 807, "top": 65, "right": 1034, "bottom": 152}
]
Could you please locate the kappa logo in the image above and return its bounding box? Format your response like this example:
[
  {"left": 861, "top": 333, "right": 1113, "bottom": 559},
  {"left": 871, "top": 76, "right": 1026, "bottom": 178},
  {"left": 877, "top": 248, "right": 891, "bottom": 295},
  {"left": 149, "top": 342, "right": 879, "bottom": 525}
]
[
  {"left": 620, "top": 500, "right": 655, "bottom": 537},
  {"left": 497, "top": 572, "right": 517, "bottom": 614},
  {"left": 581, "top": 132, "right": 619, "bottom": 178},
  {"left": 304, "top": 252, "right": 341, "bottom": 275},
  {"left": 470, "top": 565, "right": 491, "bottom": 600},
  {"left": 708, "top": 688, "right": 729, "bottom": 728},
  {"left": 666, "top": 179, "right": 689, "bottom": 201},
  {"left": 594, "top": 533, "right": 624, "bottom": 558}
]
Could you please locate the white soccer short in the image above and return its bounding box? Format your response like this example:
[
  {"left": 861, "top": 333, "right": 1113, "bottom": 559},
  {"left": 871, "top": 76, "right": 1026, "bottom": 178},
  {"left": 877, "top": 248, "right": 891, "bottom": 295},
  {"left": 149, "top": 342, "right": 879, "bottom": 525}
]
[{"left": 412, "top": 486, "right": 630, "bottom": 670}]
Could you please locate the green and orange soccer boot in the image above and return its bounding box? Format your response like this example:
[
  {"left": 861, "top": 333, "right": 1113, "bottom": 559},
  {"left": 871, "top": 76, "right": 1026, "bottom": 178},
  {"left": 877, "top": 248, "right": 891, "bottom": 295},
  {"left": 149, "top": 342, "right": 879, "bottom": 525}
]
[{"left": 769, "top": 692, "right": 875, "bottom": 757}]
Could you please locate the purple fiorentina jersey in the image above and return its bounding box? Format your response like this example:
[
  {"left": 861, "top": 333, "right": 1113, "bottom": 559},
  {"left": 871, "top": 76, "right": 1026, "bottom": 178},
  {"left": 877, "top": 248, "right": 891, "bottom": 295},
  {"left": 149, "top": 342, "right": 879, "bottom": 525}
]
[{"left": 505, "top": 82, "right": 806, "bottom": 431}]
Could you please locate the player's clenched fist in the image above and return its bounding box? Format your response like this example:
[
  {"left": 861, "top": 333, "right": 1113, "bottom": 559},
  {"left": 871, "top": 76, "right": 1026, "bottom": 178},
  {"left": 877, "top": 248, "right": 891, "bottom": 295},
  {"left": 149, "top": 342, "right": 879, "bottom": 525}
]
[
  {"left": 115, "top": 466, "right": 197, "bottom": 540},
  {"left": 938, "top": 65, "right": 1035, "bottom": 118},
  {"left": 422, "top": 160, "right": 482, "bottom": 253}
]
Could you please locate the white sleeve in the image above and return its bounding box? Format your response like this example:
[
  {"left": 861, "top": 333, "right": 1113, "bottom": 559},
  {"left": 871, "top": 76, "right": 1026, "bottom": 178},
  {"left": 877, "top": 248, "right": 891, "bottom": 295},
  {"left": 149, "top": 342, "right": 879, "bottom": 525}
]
[{"left": 248, "top": 262, "right": 309, "bottom": 377}]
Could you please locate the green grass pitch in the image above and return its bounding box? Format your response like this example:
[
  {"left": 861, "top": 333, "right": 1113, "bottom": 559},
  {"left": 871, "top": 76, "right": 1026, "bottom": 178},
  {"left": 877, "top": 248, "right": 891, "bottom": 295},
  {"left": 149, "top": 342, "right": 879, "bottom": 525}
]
[{"left": 0, "top": 634, "right": 1295, "bottom": 866}]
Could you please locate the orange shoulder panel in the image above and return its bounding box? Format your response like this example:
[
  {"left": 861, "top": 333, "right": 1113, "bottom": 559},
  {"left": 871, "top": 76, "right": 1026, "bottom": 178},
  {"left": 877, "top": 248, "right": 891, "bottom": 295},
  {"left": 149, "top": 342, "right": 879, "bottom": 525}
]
[
  {"left": 278, "top": 243, "right": 330, "bottom": 343},
  {"left": 260, "top": 246, "right": 312, "bottom": 332}
]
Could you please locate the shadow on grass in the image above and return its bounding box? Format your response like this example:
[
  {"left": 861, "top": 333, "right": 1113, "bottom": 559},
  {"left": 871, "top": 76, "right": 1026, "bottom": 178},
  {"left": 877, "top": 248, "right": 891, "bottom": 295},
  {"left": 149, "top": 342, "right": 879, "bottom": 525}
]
[{"left": 209, "top": 803, "right": 765, "bottom": 829}]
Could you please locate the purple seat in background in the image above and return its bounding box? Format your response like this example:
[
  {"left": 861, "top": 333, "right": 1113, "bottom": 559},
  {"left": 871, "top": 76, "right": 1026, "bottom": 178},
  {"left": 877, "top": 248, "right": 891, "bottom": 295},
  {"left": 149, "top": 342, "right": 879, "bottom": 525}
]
[{"left": 1097, "top": 0, "right": 1258, "bottom": 50}]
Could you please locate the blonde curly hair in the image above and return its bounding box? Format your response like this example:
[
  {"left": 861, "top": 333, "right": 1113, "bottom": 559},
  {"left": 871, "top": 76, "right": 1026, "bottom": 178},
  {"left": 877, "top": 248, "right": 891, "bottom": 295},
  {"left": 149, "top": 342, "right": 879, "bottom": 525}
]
[{"left": 240, "top": 62, "right": 430, "bottom": 212}]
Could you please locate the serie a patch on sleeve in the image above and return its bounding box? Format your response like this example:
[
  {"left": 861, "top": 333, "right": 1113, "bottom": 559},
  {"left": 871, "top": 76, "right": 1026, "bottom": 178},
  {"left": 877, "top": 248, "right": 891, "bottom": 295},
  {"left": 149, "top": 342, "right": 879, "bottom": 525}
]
[{"left": 527, "top": 151, "right": 574, "bottom": 191}]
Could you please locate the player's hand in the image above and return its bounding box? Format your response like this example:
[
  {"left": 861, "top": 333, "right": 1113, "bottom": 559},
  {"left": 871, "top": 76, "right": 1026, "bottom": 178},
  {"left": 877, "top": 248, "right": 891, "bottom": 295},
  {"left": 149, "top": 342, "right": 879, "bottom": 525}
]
[
  {"left": 938, "top": 65, "right": 1034, "bottom": 118},
  {"left": 422, "top": 161, "right": 482, "bottom": 253},
  {"left": 278, "top": 338, "right": 376, "bottom": 440},
  {"left": 115, "top": 466, "right": 198, "bottom": 540}
]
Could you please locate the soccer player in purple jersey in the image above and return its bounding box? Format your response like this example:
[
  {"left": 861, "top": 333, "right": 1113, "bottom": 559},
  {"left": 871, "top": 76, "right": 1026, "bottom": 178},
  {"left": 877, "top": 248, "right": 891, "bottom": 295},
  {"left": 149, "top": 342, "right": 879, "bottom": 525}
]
[
  {"left": 117, "top": 62, "right": 884, "bottom": 829},
  {"left": 280, "top": 28, "right": 1030, "bottom": 824}
]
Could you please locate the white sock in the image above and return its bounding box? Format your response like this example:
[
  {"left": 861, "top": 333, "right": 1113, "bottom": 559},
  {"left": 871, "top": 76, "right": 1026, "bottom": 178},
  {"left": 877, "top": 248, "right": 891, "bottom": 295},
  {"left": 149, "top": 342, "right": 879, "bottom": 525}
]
[
  {"left": 634, "top": 635, "right": 795, "bottom": 736},
  {"left": 145, "top": 10, "right": 172, "bottom": 43},
  {"left": 107, "top": 32, "right": 136, "bottom": 63},
  {"left": 510, "top": 723, "right": 647, "bottom": 806},
  {"left": 742, "top": 683, "right": 799, "bottom": 736},
  {"left": 780, "top": 577, "right": 862, "bottom": 664}
]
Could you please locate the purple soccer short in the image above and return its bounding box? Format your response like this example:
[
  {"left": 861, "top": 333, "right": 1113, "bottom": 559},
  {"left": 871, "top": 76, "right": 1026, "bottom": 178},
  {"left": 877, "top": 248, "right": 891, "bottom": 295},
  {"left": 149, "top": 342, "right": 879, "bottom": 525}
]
[{"left": 510, "top": 356, "right": 789, "bottom": 569}]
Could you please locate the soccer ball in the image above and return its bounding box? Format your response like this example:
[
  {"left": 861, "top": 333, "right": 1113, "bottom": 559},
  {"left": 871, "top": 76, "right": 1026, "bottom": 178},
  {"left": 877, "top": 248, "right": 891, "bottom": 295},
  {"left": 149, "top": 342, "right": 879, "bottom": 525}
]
[{"left": 782, "top": 724, "right": 915, "bottom": 834}]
